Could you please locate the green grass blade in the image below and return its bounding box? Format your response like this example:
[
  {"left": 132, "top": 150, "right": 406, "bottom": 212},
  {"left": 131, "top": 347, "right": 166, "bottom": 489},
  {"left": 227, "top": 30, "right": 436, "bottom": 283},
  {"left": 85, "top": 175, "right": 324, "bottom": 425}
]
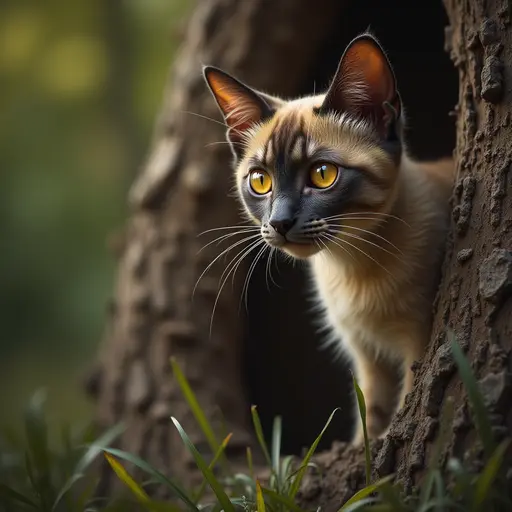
[
  {"left": 171, "top": 416, "right": 235, "bottom": 512},
  {"left": 101, "top": 447, "right": 198, "bottom": 510},
  {"left": 418, "top": 498, "right": 461, "bottom": 512},
  {"left": 59, "top": 422, "right": 74, "bottom": 476},
  {"left": 378, "top": 482, "right": 407, "bottom": 511},
  {"left": 449, "top": 335, "right": 494, "bottom": 457},
  {"left": 52, "top": 474, "right": 83, "bottom": 511},
  {"left": 418, "top": 469, "right": 437, "bottom": 507},
  {"left": 472, "top": 439, "right": 510, "bottom": 511},
  {"left": 24, "top": 388, "right": 55, "bottom": 509},
  {"left": 170, "top": 358, "right": 224, "bottom": 464},
  {"left": 433, "top": 470, "right": 447, "bottom": 512},
  {"left": 289, "top": 408, "right": 340, "bottom": 499},
  {"left": 419, "top": 398, "right": 454, "bottom": 507},
  {"left": 447, "top": 458, "right": 472, "bottom": 502},
  {"left": 338, "top": 497, "right": 382, "bottom": 512},
  {"left": 227, "top": 473, "right": 256, "bottom": 499},
  {"left": 247, "top": 447, "right": 254, "bottom": 480},
  {"left": 271, "top": 416, "right": 282, "bottom": 477},
  {"left": 52, "top": 422, "right": 126, "bottom": 511},
  {"left": 352, "top": 374, "right": 371, "bottom": 486},
  {"left": 286, "top": 461, "right": 320, "bottom": 480},
  {"left": 261, "top": 487, "right": 309, "bottom": 512},
  {"left": 251, "top": 406, "right": 272, "bottom": 467},
  {"left": 338, "top": 475, "right": 394, "bottom": 510},
  {"left": 194, "top": 432, "right": 233, "bottom": 504},
  {"left": 280, "top": 455, "right": 295, "bottom": 494},
  {"left": 104, "top": 452, "right": 150, "bottom": 503},
  {"left": 0, "top": 483, "right": 38, "bottom": 509},
  {"left": 76, "top": 422, "right": 126, "bottom": 475},
  {"left": 256, "top": 480, "right": 266, "bottom": 512}
]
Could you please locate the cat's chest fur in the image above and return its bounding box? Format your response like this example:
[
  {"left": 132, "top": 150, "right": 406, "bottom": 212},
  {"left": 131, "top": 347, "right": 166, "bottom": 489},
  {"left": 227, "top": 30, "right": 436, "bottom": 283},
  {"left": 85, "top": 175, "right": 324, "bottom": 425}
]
[{"left": 309, "top": 255, "right": 411, "bottom": 353}]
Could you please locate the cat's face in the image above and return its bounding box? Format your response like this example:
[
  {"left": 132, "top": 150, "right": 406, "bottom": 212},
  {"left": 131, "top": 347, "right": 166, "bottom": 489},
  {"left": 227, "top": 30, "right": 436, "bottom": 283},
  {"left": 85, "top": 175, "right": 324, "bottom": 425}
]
[{"left": 204, "top": 34, "right": 403, "bottom": 260}]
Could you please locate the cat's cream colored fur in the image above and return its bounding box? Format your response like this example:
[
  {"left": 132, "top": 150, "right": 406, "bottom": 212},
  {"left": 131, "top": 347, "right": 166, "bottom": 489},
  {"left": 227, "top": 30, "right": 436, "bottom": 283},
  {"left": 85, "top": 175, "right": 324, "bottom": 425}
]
[
  {"left": 310, "top": 154, "right": 453, "bottom": 441},
  {"left": 204, "top": 34, "right": 455, "bottom": 443}
]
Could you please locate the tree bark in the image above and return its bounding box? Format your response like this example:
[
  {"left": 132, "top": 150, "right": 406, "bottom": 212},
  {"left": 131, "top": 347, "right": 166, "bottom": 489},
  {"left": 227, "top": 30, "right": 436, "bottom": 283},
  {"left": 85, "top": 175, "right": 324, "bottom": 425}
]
[
  {"left": 297, "top": 1, "right": 512, "bottom": 510},
  {"left": 88, "top": 0, "right": 344, "bottom": 497}
]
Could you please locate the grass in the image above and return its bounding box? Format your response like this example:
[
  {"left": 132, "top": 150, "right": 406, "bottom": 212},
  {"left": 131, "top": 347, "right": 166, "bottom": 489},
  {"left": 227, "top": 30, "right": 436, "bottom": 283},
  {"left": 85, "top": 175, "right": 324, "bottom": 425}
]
[{"left": 1, "top": 336, "right": 511, "bottom": 511}]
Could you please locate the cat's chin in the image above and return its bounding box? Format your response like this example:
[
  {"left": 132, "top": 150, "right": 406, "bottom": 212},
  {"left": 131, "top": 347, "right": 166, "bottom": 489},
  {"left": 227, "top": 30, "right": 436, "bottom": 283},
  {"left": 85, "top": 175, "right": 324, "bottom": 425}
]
[{"left": 280, "top": 242, "right": 321, "bottom": 259}]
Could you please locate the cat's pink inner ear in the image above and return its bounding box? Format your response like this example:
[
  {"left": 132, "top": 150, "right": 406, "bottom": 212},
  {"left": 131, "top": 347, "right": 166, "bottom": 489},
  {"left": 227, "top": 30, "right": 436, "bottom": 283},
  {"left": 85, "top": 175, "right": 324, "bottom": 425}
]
[
  {"left": 338, "top": 38, "right": 397, "bottom": 112},
  {"left": 322, "top": 36, "right": 401, "bottom": 129},
  {"left": 204, "top": 67, "right": 268, "bottom": 137}
]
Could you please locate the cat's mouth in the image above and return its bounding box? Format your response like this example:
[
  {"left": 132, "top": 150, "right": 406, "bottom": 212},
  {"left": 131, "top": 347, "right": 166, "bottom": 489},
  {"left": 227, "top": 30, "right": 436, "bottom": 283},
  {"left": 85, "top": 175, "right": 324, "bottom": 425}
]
[
  {"left": 280, "top": 242, "right": 321, "bottom": 259},
  {"left": 261, "top": 223, "right": 324, "bottom": 259},
  {"left": 263, "top": 236, "right": 322, "bottom": 259}
]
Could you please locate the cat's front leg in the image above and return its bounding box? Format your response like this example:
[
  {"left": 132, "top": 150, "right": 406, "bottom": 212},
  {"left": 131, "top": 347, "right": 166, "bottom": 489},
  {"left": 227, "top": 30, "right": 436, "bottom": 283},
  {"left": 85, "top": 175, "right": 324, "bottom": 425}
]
[
  {"left": 347, "top": 337, "right": 401, "bottom": 445},
  {"left": 396, "top": 332, "right": 427, "bottom": 410}
]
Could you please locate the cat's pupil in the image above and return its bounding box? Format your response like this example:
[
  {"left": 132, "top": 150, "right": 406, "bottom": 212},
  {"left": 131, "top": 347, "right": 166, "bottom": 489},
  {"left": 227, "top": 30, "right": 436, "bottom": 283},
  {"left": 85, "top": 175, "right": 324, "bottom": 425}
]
[{"left": 320, "top": 166, "right": 326, "bottom": 179}]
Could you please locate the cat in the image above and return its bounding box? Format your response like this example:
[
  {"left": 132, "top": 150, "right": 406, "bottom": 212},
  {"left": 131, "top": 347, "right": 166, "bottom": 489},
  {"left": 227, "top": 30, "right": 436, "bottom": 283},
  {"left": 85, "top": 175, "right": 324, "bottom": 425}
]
[{"left": 203, "top": 33, "right": 454, "bottom": 443}]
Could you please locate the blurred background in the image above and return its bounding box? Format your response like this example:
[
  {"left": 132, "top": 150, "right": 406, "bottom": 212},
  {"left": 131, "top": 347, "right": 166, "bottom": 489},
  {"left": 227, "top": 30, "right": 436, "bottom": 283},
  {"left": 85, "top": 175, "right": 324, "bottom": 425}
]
[{"left": 0, "top": 0, "right": 192, "bottom": 428}]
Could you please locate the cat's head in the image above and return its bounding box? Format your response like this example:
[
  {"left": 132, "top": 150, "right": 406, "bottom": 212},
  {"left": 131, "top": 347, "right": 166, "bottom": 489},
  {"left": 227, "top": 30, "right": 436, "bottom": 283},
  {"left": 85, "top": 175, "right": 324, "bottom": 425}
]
[{"left": 203, "top": 34, "right": 404, "bottom": 260}]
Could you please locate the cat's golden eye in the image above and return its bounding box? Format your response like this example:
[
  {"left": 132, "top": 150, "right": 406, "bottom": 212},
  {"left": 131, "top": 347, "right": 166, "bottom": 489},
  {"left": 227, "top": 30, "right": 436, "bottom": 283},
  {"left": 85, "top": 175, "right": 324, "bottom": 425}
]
[
  {"left": 249, "top": 170, "right": 272, "bottom": 195},
  {"left": 309, "top": 163, "right": 338, "bottom": 189}
]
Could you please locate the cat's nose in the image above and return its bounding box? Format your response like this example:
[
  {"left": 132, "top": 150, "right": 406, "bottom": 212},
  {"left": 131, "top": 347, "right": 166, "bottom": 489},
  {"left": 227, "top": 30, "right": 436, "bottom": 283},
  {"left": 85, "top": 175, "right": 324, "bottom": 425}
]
[{"left": 270, "top": 218, "right": 296, "bottom": 236}]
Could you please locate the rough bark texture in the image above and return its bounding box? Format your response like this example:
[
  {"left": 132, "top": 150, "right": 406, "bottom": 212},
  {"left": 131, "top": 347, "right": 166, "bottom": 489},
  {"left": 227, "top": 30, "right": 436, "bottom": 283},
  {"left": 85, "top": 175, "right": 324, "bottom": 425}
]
[
  {"left": 88, "top": 0, "right": 345, "bottom": 496},
  {"left": 297, "top": 0, "right": 512, "bottom": 510}
]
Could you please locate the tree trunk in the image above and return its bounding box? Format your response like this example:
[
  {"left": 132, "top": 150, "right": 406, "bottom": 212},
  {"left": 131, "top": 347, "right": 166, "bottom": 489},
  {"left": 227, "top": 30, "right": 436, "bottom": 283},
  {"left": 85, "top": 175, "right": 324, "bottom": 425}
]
[
  {"left": 297, "top": 0, "right": 512, "bottom": 510},
  {"left": 87, "top": 0, "right": 344, "bottom": 497}
]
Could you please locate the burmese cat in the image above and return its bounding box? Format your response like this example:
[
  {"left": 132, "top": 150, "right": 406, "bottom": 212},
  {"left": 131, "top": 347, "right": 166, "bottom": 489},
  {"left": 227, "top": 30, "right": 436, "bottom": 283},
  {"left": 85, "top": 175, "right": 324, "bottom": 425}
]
[{"left": 203, "top": 33, "right": 454, "bottom": 443}]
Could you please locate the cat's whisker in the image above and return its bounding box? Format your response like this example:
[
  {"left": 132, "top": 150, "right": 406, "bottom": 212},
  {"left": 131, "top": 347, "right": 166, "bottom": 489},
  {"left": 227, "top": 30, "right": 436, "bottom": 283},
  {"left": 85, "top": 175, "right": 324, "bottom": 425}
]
[
  {"left": 197, "top": 229, "right": 259, "bottom": 255},
  {"left": 204, "top": 140, "right": 244, "bottom": 148},
  {"left": 241, "top": 243, "right": 268, "bottom": 313},
  {"left": 209, "top": 238, "right": 265, "bottom": 337},
  {"left": 321, "top": 239, "right": 335, "bottom": 260},
  {"left": 198, "top": 224, "right": 258, "bottom": 236},
  {"left": 180, "top": 110, "right": 245, "bottom": 137},
  {"left": 264, "top": 247, "right": 272, "bottom": 292},
  {"left": 336, "top": 230, "right": 405, "bottom": 263},
  {"left": 328, "top": 228, "right": 403, "bottom": 261},
  {"left": 320, "top": 216, "right": 391, "bottom": 223},
  {"left": 322, "top": 233, "right": 393, "bottom": 276},
  {"left": 320, "top": 234, "right": 355, "bottom": 262},
  {"left": 193, "top": 234, "right": 261, "bottom": 298},
  {"left": 266, "top": 247, "right": 280, "bottom": 290},
  {"left": 217, "top": 237, "right": 260, "bottom": 287},
  {"left": 329, "top": 223, "right": 404, "bottom": 255},
  {"left": 324, "top": 212, "right": 411, "bottom": 228},
  {"left": 316, "top": 237, "right": 334, "bottom": 260}
]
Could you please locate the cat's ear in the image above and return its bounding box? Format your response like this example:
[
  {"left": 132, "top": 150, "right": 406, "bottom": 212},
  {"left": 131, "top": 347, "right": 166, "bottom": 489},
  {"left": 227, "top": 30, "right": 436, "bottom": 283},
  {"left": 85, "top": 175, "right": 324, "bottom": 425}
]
[
  {"left": 203, "top": 66, "right": 278, "bottom": 159},
  {"left": 319, "top": 34, "right": 401, "bottom": 138}
]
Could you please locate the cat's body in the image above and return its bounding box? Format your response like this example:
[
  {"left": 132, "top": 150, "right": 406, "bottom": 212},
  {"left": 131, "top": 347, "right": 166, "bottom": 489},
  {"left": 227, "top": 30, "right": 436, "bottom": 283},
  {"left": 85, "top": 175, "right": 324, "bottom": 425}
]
[
  {"left": 310, "top": 153, "right": 453, "bottom": 440},
  {"left": 203, "top": 34, "right": 454, "bottom": 442}
]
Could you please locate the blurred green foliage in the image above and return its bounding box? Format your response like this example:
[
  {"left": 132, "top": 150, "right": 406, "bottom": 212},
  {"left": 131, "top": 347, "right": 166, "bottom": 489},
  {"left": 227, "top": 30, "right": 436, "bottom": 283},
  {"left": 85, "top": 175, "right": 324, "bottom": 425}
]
[{"left": 0, "top": 0, "right": 192, "bottom": 427}]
